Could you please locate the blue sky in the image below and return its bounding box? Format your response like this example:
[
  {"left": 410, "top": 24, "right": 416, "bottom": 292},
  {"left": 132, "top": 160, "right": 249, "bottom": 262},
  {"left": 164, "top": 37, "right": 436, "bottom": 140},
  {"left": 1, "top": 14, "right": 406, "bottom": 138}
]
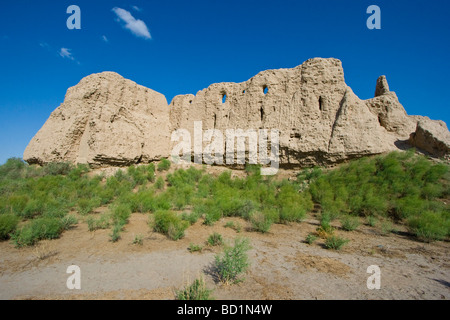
[{"left": 0, "top": 0, "right": 449, "bottom": 164}]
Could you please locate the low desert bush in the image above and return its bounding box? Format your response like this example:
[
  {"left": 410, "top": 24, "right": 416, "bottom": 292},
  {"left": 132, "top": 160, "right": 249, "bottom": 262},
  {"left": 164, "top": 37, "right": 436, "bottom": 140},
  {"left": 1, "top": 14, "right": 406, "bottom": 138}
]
[
  {"left": 157, "top": 159, "right": 171, "bottom": 172},
  {"left": 308, "top": 151, "right": 449, "bottom": 242},
  {"left": 0, "top": 158, "right": 27, "bottom": 180},
  {"left": 202, "top": 207, "right": 222, "bottom": 226},
  {"left": 155, "top": 177, "right": 165, "bottom": 190},
  {"left": 153, "top": 210, "right": 189, "bottom": 240},
  {"left": 224, "top": 221, "right": 242, "bottom": 233},
  {"left": 60, "top": 215, "right": 78, "bottom": 231},
  {"left": 110, "top": 223, "right": 123, "bottom": 242},
  {"left": 108, "top": 203, "right": 132, "bottom": 242},
  {"left": 214, "top": 237, "right": 251, "bottom": 285},
  {"left": 0, "top": 214, "right": 20, "bottom": 240},
  {"left": 12, "top": 217, "right": 64, "bottom": 247},
  {"left": 407, "top": 211, "right": 448, "bottom": 242},
  {"left": 86, "top": 214, "right": 111, "bottom": 231},
  {"left": 317, "top": 213, "right": 334, "bottom": 235},
  {"left": 381, "top": 220, "right": 394, "bottom": 235},
  {"left": 77, "top": 197, "right": 101, "bottom": 215},
  {"left": 341, "top": 215, "right": 360, "bottom": 231},
  {"left": 305, "top": 233, "right": 318, "bottom": 245},
  {"left": 324, "top": 235, "right": 349, "bottom": 250},
  {"left": 207, "top": 232, "right": 223, "bottom": 246},
  {"left": 111, "top": 203, "right": 132, "bottom": 225},
  {"left": 188, "top": 243, "right": 203, "bottom": 253},
  {"left": 367, "top": 215, "right": 377, "bottom": 227},
  {"left": 42, "top": 162, "right": 73, "bottom": 176},
  {"left": 176, "top": 277, "right": 213, "bottom": 300},
  {"left": 181, "top": 212, "right": 200, "bottom": 225},
  {"left": 132, "top": 234, "right": 144, "bottom": 246},
  {"left": 250, "top": 212, "right": 272, "bottom": 233},
  {"left": 277, "top": 185, "right": 313, "bottom": 223}
]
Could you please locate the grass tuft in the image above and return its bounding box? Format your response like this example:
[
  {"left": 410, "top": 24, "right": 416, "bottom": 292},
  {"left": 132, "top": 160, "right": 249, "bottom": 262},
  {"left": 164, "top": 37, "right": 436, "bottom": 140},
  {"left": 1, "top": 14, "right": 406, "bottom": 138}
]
[
  {"left": 324, "top": 235, "right": 349, "bottom": 250},
  {"left": 176, "top": 277, "right": 213, "bottom": 300}
]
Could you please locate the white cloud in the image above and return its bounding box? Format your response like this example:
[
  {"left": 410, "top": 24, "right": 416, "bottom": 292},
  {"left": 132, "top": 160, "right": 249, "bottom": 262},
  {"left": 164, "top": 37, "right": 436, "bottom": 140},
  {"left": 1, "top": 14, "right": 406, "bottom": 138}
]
[
  {"left": 59, "top": 48, "right": 74, "bottom": 60},
  {"left": 132, "top": 6, "right": 142, "bottom": 12},
  {"left": 112, "top": 7, "right": 151, "bottom": 40},
  {"left": 102, "top": 35, "right": 109, "bottom": 43}
]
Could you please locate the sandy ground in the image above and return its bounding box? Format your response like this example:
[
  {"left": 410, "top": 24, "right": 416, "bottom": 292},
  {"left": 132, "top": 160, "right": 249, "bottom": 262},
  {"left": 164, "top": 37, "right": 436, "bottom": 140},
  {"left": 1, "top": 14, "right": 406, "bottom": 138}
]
[{"left": 0, "top": 211, "right": 449, "bottom": 300}]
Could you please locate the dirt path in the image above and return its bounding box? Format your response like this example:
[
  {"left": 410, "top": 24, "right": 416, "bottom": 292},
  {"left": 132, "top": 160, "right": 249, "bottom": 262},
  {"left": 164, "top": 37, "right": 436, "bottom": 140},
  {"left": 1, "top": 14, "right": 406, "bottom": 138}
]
[{"left": 0, "top": 214, "right": 449, "bottom": 300}]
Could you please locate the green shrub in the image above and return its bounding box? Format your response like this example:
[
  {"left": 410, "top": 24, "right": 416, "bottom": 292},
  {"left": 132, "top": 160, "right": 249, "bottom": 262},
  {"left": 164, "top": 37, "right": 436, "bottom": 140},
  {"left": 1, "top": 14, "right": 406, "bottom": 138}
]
[
  {"left": 12, "top": 217, "right": 63, "bottom": 247},
  {"left": 305, "top": 233, "right": 318, "bottom": 245},
  {"left": 277, "top": 185, "right": 313, "bottom": 223},
  {"left": 127, "top": 190, "right": 152, "bottom": 213},
  {"left": 176, "top": 277, "right": 213, "bottom": 300},
  {"left": 155, "top": 177, "right": 165, "bottom": 190},
  {"left": 60, "top": 215, "right": 78, "bottom": 230},
  {"left": 111, "top": 203, "right": 132, "bottom": 225},
  {"left": 43, "top": 162, "right": 73, "bottom": 176},
  {"left": 107, "top": 203, "right": 132, "bottom": 242},
  {"left": 381, "top": 220, "right": 394, "bottom": 235},
  {"left": 224, "top": 221, "right": 233, "bottom": 228},
  {"left": 297, "top": 167, "right": 322, "bottom": 182},
  {"left": 217, "top": 171, "right": 232, "bottom": 185},
  {"left": 207, "top": 232, "right": 223, "bottom": 246},
  {"left": 220, "top": 198, "right": 256, "bottom": 218},
  {"left": 250, "top": 212, "right": 272, "bottom": 233},
  {"left": 167, "top": 223, "right": 185, "bottom": 240},
  {"left": 86, "top": 217, "right": 97, "bottom": 232},
  {"left": 279, "top": 205, "right": 306, "bottom": 223},
  {"left": 146, "top": 163, "right": 156, "bottom": 182},
  {"left": 127, "top": 166, "right": 148, "bottom": 186},
  {"left": 367, "top": 215, "right": 377, "bottom": 227},
  {"left": 21, "top": 198, "right": 46, "bottom": 219},
  {"left": 86, "top": 214, "right": 111, "bottom": 231},
  {"left": 307, "top": 151, "right": 450, "bottom": 244},
  {"left": 224, "top": 221, "right": 242, "bottom": 233},
  {"left": 170, "top": 185, "right": 194, "bottom": 210},
  {"left": 5, "top": 195, "right": 29, "bottom": 215},
  {"left": 188, "top": 243, "right": 203, "bottom": 252},
  {"left": 214, "top": 237, "right": 251, "bottom": 285},
  {"left": 203, "top": 208, "right": 222, "bottom": 226},
  {"left": 0, "top": 158, "right": 27, "bottom": 180},
  {"left": 153, "top": 210, "right": 189, "bottom": 240},
  {"left": 167, "top": 167, "right": 203, "bottom": 188},
  {"left": 110, "top": 223, "right": 123, "bottom": 242},
  {"left": 394, "top": 196, "right": 428, "bottom": 219},
  {"left": 361, "top": 193, "right": 389, "bottom": 216},
  {"left": 0, "top": 214, "right": 20, "bottom": 240},
  {"left": 319, "top": 213, "right": 334, "bottom": 234},
  {"left": 152, "top": 194, "right": 171, "bottom": 211},
  {"left": 245, "top": 164, "right": 262, "bottom": 176},
  {"left": 157, "top": 159, "right": 171, "bottom": 172},
  {"left": 408, "top": 211, "right": 448, "bottom": 242},
  {"left": 341, "top": 216, "right": 360, "bottom": 231},
  {"left": 324, "top": 236, "right": 349, "bottom": 250},
  {"left": 77, "top": 197, "right": 101, "bottom": 215},
  {"left": 132, "top": 234, "right": 144, "bottom": 245},
  {"left": 68, "top": 164, "right": 90, "bottom": 180},
  {"left": 181, "top": 212, "right": 200, "bottom": 225}
]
